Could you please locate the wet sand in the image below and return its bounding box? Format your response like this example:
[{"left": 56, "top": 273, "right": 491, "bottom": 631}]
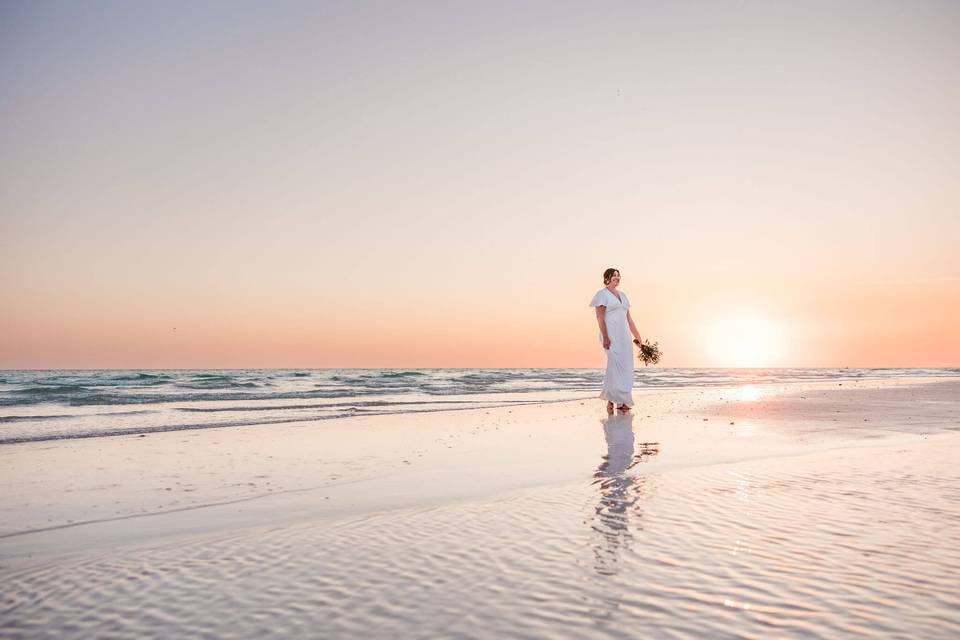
[{"left": 2, "top": 377, "right": 959, "bottom": 638}]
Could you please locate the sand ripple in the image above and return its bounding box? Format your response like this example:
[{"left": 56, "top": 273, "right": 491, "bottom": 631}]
[{"left": 3, "top": 424, "right": 959, "bottom": 639}]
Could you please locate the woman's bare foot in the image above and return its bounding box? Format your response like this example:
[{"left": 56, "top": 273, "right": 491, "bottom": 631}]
[{"left": 617, "top": 404, "right": 631, "bottom": 411}]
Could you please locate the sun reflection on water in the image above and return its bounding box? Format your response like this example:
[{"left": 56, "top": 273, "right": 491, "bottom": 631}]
[{"left": 739, "top": 385, "right": 761, "bottom": 402}]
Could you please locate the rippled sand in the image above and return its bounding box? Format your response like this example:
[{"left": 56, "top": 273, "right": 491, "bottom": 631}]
[{"left": 2, "top": 379, "right": 959, "bottom": 639}]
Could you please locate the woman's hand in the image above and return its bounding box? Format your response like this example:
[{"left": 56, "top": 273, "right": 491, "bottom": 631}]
[{"left": 603, "top": 336, "right": 611, "bottom": 350}]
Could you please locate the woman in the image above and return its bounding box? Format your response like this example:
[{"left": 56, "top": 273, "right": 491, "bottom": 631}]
[{"left": 589, "top": 268, "right": 644, "bottom": 412}]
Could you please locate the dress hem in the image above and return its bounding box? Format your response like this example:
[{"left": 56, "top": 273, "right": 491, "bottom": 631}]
[{"left": 599, "top": 391, "right": 634, "bottom": 406}]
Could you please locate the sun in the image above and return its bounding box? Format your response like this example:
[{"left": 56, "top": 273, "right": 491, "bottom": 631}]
[{"left": 704, "top": 314, "right": 786, "bottom": 368}]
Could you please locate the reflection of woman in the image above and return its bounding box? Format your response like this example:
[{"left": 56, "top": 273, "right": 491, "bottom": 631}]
[
  {"left": 599, "top": 412, "right": 635, "bottom": 475},
  {"left": 591, "top": 412, "right": 659, "bottom": 576},
  {"left": 589, "top": 268, "right": 644, "bottom": 412},
  {"left": 592, "top": 412, "right": 639, "bottom": 576}
]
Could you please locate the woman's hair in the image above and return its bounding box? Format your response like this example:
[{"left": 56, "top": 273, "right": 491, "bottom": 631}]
[{"left": 603, "top": 268, "right": 619, "bottom": 284}]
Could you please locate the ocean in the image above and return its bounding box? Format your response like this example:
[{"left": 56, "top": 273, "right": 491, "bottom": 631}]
[{"left": 1, "top": 367, "right": 957, "bottom": 444}]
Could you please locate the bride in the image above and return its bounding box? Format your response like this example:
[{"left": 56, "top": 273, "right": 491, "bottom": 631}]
[{"left": 589, "top": 268, "right": 644, "bottom": 413}]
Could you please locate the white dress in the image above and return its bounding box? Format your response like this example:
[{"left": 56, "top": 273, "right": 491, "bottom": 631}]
[{"left": 589, "top": 288, "right": 635, "bottom": 406}]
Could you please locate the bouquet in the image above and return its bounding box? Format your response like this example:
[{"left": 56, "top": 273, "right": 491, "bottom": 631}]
[{"left": 633, "top": 338, "right": 662, "bottom": 366}]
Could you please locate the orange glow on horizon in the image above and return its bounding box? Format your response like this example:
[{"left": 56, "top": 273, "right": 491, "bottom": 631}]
[{"left": 1, "top": 277, "right": 957, "bottom": 369}]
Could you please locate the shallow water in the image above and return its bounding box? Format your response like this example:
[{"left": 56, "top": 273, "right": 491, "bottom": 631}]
[{"left": 3, "top": 414, "right": 958, "bottom": 639}]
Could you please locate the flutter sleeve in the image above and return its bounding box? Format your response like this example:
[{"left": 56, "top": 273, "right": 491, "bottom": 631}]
[{"left": 589, "top": 289, "right": 607, "bottom": 308}]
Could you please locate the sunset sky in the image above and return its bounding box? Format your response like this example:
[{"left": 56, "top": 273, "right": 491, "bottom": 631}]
[{"left": 2, "top": 1, "right": 958, "bottom": 369}]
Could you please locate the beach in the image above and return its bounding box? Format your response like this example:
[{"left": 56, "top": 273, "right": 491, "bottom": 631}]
[{"left": 2, "top": 375, "right": 959, "bottom": 638}]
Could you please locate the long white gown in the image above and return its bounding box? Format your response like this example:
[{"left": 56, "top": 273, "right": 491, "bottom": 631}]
[{"left": 589, "top": 287, "right": 635, "bottom": 406}]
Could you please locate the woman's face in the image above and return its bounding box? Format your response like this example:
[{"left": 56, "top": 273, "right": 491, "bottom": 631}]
[{"left": 608, "top": 271, "right": 621, "bottom": 287}]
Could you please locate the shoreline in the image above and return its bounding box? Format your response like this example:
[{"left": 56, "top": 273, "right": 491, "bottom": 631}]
[{"left": 2, "top": 376, "right": 957, "bottom": 553}]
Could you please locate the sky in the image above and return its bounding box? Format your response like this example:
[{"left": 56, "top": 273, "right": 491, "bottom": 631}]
[{"left": 1, "top": 0, "right": 958, "bottom": 369}]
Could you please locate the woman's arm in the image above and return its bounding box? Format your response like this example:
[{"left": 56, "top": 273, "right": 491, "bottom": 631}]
[
  {"left": 626, "top": 310, "right": 642, "bottom": 343},
  {"left": 595, "top": 306, "right": 611, "bottom": 349}
]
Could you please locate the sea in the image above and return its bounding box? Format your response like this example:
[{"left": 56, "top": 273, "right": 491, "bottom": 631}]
[{"left": 1, "top": 367, "right": 957, "bottom": 445}]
